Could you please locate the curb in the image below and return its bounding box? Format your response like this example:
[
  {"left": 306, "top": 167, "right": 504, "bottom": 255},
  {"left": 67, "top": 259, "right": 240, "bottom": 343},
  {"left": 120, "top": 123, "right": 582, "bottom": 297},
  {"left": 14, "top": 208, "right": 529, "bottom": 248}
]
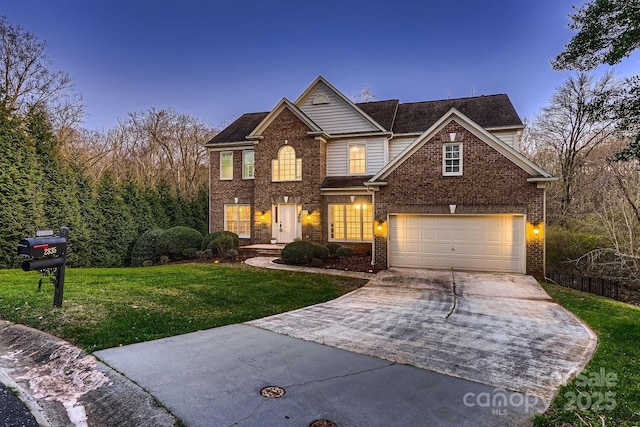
[{"left": 0, "top": 321, "right": 178, "bottom": 426}]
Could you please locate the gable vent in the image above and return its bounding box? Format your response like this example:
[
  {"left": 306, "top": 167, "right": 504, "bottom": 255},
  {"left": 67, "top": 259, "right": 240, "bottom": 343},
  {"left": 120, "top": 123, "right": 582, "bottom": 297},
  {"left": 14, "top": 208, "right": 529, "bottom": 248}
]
[{"left": 312, "top": 94, "right": 330, "bottom": 105}]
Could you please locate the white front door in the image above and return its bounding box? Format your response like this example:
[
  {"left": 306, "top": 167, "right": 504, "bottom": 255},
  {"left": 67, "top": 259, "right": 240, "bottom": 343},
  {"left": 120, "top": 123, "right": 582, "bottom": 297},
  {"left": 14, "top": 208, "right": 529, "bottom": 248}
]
[{"left": 275, "top": 204, "right": 299, "bottom": 243}]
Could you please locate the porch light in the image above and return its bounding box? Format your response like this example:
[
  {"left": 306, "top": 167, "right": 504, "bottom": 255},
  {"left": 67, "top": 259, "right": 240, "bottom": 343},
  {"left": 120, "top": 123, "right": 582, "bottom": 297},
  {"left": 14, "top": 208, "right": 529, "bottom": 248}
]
[
  {"left": 260, "top": 211, "right": 266, "bottom": 221},
  {"left": 533, "top": 226, "right": 540, "bottom": 235},
  {"left": 377, "top": 224, "right": 383, "bottom": 232}
]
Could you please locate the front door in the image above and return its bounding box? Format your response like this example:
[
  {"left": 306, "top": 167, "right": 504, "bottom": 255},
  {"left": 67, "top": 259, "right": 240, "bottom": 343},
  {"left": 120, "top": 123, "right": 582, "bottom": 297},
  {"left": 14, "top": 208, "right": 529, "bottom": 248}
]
[{"left": 275, "top": 204, "right": 298, "bottom": 243}]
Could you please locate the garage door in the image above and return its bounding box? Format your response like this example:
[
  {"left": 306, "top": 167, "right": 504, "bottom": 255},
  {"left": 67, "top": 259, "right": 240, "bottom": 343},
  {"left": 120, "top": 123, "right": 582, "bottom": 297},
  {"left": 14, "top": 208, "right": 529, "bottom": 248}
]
[{"left": 388, "top": 215, "right": 525, "bottom": 273}]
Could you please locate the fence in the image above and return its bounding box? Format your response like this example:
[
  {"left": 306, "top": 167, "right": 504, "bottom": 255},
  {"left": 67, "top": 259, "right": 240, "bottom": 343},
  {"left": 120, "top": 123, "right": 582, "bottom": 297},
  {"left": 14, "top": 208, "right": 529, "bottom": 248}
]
[{"left": 547, "top": 271, "right": 619, "bottom": 300}]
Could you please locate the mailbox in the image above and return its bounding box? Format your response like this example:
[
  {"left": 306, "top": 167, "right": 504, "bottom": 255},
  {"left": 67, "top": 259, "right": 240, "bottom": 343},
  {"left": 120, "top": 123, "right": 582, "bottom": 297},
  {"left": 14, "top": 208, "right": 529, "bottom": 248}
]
[
  {"left": 18, "top": 236, "right": 67, "bottom": 259},
  {"left": 18, "top": 227, "right": 69, "bottom": 307}
]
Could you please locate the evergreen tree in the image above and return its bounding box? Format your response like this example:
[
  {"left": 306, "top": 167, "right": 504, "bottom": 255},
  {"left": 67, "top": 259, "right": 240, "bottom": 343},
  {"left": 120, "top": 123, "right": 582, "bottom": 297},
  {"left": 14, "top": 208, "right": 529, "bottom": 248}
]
[
  {"left": 92, "top": 173, "right": 137, "bottom": 267},
  {"left": 0, "top": 108, "right": 45, "bottom": 268}
]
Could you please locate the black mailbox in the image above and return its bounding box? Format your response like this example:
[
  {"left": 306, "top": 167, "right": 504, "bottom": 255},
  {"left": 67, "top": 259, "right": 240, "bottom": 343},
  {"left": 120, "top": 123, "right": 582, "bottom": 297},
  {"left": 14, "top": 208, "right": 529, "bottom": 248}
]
[
  {"left": 18, "top": 227, "right": 69, "bottom": 307},
  {"left": 18, "top": 236, "right": 67, "bottom": 259}
]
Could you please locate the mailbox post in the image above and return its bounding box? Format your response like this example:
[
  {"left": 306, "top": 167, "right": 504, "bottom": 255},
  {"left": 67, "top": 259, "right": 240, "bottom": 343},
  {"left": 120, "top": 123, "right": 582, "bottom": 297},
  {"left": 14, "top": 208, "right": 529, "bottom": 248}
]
[{"left": 18, "top": 227, "right": 69, "bottom": 307}]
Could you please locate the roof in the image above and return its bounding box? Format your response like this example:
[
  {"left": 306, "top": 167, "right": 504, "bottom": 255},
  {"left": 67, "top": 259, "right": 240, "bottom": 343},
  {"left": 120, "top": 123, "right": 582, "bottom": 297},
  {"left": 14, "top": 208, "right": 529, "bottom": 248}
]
[
  {"left": 392, "top": 95, "right": 523, "bottom": 134},
  {"left": 208, "top": 112, "right": 267, "bottom": 144},
  {"left": 321, "top": 175, "right": 374, "bottom": 189},
  {"left": 206, "top": 94, "right": 523, "bottom": 146}
]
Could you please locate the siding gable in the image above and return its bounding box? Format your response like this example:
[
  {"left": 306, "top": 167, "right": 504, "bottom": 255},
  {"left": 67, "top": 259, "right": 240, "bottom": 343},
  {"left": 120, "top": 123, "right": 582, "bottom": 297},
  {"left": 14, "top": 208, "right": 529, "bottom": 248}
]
[{"left": 298, "top": 81, "right": 380, "bottom": 134}]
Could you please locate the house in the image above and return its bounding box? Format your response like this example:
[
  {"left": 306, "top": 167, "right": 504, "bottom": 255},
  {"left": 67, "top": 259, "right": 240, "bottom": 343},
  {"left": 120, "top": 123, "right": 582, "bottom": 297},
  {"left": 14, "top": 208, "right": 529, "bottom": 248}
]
[{"left": 205, "top": 76, "right": 554, "bottom": 277}]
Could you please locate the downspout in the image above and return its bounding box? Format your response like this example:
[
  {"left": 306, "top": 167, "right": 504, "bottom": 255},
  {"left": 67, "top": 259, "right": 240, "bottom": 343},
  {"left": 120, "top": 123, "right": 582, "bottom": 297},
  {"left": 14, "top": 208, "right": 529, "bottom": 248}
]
[
  {"left": 543, "top": 186, "right": 547, "bottom": 278},
  {"left": 367, "top": 185, "right": 376, "bottom": 267}
]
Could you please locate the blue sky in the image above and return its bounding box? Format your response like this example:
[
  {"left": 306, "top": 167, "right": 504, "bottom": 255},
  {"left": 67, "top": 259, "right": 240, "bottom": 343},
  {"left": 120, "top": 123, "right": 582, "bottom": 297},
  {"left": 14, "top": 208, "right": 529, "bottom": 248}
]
[{"left": 3, "top": 0, "right": 638, "bottom": 131}]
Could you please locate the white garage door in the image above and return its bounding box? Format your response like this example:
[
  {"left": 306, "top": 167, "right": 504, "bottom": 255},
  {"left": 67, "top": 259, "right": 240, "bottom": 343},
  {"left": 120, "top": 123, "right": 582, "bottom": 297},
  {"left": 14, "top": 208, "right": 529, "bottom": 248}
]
[{"left": 389, "top": 215, "right": 525, "bottom": 273}]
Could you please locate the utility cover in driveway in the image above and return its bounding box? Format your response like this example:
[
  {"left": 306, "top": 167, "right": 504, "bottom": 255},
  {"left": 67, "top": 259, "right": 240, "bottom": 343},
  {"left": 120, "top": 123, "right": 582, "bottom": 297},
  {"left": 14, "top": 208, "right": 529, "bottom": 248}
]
[{"left": 388, "top": 215, "right": 525, "bottom": 273}]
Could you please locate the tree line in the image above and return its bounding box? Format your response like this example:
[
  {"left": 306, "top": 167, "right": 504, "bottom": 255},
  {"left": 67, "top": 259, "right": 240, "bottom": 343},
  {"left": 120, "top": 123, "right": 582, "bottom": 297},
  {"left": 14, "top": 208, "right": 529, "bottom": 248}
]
[
  {"left": 525, "top": 0, "right": 640, "bottom": 291},
  {"left": 0, "top": 16, "right": 215, "bottom": 269}
]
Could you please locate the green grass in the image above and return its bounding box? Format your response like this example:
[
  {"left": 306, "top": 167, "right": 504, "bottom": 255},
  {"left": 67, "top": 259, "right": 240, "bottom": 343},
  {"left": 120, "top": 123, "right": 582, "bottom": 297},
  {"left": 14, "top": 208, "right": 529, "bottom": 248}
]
[
  {"left": 0, "top": 263, "right": 365, "bottom": 353},
  {"left": 535, "top": 283, "right": 640, "bottom": 427}
]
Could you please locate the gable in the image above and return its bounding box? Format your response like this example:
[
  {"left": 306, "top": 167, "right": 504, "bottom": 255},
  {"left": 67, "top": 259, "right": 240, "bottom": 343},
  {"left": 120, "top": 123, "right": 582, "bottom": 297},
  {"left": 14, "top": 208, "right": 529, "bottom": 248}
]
[
  {"left": 369, "top": 108, "right": 552, "bottom": 183},
  {"left": 296, "top": 79, "right": 383, "bottom": 134},
  {"left": 249, "top": 98, "right": 322, "bottom": 138}
]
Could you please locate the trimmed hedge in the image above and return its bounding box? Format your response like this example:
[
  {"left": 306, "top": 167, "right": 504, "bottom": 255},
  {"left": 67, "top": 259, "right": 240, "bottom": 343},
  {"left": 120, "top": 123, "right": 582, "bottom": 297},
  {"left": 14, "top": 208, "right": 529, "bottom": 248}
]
[
  {"left": 335, "top": 246, "right": 354, "bottom": 257},
  {"left": 326, "top": 243, "right": 341, "bottom": 255},
  {"left": 313, "top": 244, "right": 330, "bottom": 260},
  {"left": 156, "top": 226, "right": 203, "bottom": 259},
  {"left": 130, "top": 228, "right": 164, "bottom": 267},
  {"left": 207, "top": 231, "right": 240, "bottom": 258},
  {"left": 281, "top": 240, "right": 316, "bottom": 265}
]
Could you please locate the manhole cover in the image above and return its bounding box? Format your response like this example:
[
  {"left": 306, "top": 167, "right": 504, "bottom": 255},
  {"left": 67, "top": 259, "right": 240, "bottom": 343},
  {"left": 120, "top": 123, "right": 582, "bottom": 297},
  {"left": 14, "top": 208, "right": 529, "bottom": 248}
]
[
  {"left": 260, "top": 386, "right": 285, "bottom": 399},
  {"left": 309, "top": 420, "right": 337, "bottom": 427}
]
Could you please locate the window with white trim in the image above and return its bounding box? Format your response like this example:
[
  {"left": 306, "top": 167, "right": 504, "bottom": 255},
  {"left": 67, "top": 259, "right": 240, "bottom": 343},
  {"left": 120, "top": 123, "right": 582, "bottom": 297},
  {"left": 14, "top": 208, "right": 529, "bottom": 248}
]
[
  {"left": 329, "top": 203, "right": 372, "bottom": 241},
  {"left": 220, "top": 151, "right": 233, "bottom": 180},
  {"left": 242, "top": 150, "right": 254, "bottom": 179},
  {"left": 272, "top": 145, "right": 302, "bottom": 181},
  {"left": 443, "top": 143, "right": 462, "bottom": 176},
  {"left": 348, "top": 144, "right": 366, "bottom": 174},
  {"left": 224, "top": 204, "right": 251, "bottom": 238}
]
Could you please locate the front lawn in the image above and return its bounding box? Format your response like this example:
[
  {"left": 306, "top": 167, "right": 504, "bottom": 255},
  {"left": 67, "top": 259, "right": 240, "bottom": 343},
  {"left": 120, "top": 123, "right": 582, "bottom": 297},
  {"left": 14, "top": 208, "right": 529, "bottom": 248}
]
[
  {"left": 0, "top": 263, "right": 365, "bottom": 353},
  {"left": 536, "top": 283, "right": 640, "bottom": 426}
]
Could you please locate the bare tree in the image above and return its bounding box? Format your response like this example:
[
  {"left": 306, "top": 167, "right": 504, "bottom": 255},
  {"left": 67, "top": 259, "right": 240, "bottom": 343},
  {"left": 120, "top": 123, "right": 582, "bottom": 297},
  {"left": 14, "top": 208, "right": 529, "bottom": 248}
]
[
  {"left": 350, "top": 86, "right": 377, "bottom": 103},
  {"left": 527, "top": 71, "right": 623, "bottom": 224},
  {"left": 0, "top": 16, "right": 81, "bottom": 118},
  {"left": 78, "top": 109, "right": 216, "bottom": 199}
]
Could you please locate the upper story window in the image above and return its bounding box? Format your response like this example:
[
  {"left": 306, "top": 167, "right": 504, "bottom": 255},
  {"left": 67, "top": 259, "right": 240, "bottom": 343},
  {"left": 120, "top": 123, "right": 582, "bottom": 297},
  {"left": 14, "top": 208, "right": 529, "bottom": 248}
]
[
  {"left": 272, "top": 145, "right": 302, "bottom": 181},
  {"left": 243, "top": 150, "right": 254, "bottom": 179},
  {"left": 443, "top": 143, "right": 462, "bottom": 176},
  {"left": 220, "top": 151, "right": 233, "bottom": 180},
  {"left": 349, "top": 144, "right": 366, "bottom": 174}
]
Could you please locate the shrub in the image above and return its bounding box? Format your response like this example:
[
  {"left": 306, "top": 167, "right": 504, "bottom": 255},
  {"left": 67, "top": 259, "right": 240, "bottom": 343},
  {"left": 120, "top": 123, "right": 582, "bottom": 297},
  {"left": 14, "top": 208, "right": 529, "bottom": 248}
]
[
  {"left": 313, "top": 244, "right": 330, "bottom": 260},
  {"left": 225, "top": 248, "right": 239, "bottom": 260},
  {"left": 182, "top": 247, "right": 198, "bottom": 259},
  {"left": 335, "top": 246, "right": 354, "bottom": 257},
  {"left": 546, "top": 226, "right": 607, "bottom": 272},
  {"left": 309, "top": 258, "right": 323, "bottom": 268},
  {"left": 281, "top": 240, "right": 315, "bottom": 265},
  {"left": 207, "top": 231, "right": 240, "bottom": 257},
  {"left": 142, "top": 260, "right": 154, "bottom": 267},
  {"left": 130, "top": 228, "right": 164, "bottom": 267},
  {"left": 197, "top": 249, "right": 213, "bottom": 261},
  {"left": 202, "top": 231, "right": 240, "bottom": 250},
  {"left": 326, "top": 243, "right": 342, "bottom": 255},
  {"left": 159, "top": 255, "right": 170, "bottom": 265},
  {"left": 156, "top": 226, "right": 203, "bottom": 260}
]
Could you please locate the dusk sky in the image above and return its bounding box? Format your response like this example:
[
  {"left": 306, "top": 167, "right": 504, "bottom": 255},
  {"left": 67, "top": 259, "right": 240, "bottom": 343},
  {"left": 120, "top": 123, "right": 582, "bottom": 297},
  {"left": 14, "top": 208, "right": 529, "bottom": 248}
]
[{"left": 3, "top": 0, "right": 638, "bottom": 131}]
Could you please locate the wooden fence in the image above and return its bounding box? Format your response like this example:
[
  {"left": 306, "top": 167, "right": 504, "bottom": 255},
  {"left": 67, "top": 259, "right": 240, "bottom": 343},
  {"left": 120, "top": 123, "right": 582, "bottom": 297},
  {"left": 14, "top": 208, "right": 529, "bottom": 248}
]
[{"left": 547, "top": 271, "right": 619, "bottom": 300}]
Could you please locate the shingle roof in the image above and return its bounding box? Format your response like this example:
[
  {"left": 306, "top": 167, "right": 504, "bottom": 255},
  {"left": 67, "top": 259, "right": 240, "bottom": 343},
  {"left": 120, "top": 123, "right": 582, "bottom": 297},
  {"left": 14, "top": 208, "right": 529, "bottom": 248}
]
[
  {"left": 206, "top": 94, "right": 522, "bottom": 145},
  {"left": 207, "top": 112, "right": 267, "bottom": 144},
  {"left": 321, "top": 175, "right": 374, "bottom": 188},
  {"left": 357, "top": 100, "right": 399, "bottom": 131},
  {"left": 393, "top": 95, "right": 523, "bottom": 134}
]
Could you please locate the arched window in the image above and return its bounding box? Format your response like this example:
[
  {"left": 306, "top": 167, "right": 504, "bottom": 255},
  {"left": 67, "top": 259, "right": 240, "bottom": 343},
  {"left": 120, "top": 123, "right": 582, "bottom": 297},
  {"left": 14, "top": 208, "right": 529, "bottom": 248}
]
[{"left": 272, "top": 146, "right": 302, "bottom": 181}]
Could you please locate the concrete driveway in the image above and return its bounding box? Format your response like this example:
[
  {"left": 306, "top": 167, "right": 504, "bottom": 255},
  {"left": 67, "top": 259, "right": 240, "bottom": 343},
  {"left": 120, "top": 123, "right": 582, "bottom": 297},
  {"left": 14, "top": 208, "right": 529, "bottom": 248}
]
[
  {"left": 92, "top": 268, "right": 597, "bottom": 426},
  {"left": 249, "top": 268, "right": 597, "bottom": 400}
]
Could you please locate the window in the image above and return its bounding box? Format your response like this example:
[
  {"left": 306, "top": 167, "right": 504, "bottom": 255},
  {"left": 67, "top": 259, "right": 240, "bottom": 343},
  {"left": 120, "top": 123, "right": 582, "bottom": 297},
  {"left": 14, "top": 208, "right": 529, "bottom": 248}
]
[
  {"left": 349, "top": 144, "right": 366, "bottom": 174},
  {"left": 242, "top": 150, "right": 254, "bottom": 179},
  {"left": 272, "top": 146, "right": 302, "bottom": 181},
  {"left": 329, "top": 203, "right": 372, "bottom": 241},
  {"left": 443, "top": 143, "right": 462, "bottom": 176},
  {"left": 224, "top": 204, "right": 251, "bottom": 238},
  {"left": 220, "top": 151, "right": 233, "bottom": 180}
]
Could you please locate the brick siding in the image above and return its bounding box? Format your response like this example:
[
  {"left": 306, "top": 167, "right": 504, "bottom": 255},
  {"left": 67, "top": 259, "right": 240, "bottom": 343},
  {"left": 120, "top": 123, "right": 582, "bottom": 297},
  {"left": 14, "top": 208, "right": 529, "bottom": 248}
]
[{"left": 374, "top": 121, "right": 545, "bottom": 277}]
